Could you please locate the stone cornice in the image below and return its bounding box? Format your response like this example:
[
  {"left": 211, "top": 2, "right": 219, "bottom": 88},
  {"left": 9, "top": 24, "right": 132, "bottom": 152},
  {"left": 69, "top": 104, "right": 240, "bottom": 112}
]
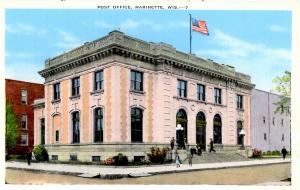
[{"left": 39, "top": 30, "right": 254, "bottom": 89}]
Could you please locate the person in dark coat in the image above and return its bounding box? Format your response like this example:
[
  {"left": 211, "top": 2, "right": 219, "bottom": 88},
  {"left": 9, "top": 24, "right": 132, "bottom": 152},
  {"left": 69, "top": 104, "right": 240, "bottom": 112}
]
[
  {"left": 170, "top": 137, "right": 175, "bottom": 150},
  {"left": 281, "top": 146, "right": 288, "bottom": 160},
  {"left": 27, "top": 151, "right": 32, "bottom": 166},
  {"left": 209, "top": 138, "right": 216, "bottom": 153}
]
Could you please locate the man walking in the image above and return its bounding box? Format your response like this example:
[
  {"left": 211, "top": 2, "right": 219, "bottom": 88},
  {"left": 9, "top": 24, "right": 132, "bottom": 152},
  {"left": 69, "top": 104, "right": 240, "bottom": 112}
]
[
  {"left": 170, "top": 137, "right": 175, "bottom": 150},
  {"left": 281, "top": 146, "right": 288, "bottom": 160},
  {"left": 209, "top": 138, "right": 216, "bottom": 153},
  {"left": 27, "top": 151, "right": 32, "bottom": 166},
  {"left": 188, "top": 153, "right": 193, "bottom": 167}
]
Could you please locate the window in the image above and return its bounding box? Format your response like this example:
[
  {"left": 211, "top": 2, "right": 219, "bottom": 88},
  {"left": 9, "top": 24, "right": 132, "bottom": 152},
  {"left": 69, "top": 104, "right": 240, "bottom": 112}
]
[
  {"left": 130, "top": 70, "right": 143, "bottom": 91},
  {"left": 40, "top": 118, "right": 45, "bottom": 145},
  {"left": 263, "top": 116, "right": 266, "bottom": 124},
  {"left": 237, "top": 94, "right": 243, "bottom": 109},
  {"left": 51, "top": 155, "right": 58, "bottom": 161},
  {"left": 53, "top": 83, "right": 60, "bottom": 100},
  {"left": 21, "top": 133, "right": 28, "bottom": 145},
  {"left": 131, "top": 107, "right": 143, "bottom": 142},
  {"left": 214, "top": 88, "right": 222, "bottom": 104},
  {"left": 94, "top": 108, "right": 104, "bottom": 143},
  {"left": 272, "top": 117, "right": 275, "bottom": 125},
  {"left": 21, "top": 114, "right": 27, "bottom": 129},
  {"left": 71, "top": 77, "right": 80, "bottom": 96},
  {"left": 134, "top": 156, "right": 145, "bottom": 162},
  {"left": 92, "top": 156, "right": 101, "bottom": 162},
  {"left": 55, "top": 130, "right": 59, "bottom": 142},
  {"left": 264, "top": 133, "right": 267, "bottom": 140},
  {"left": 21, "top": 90, "right": 27, "bottom": 104},
  {"left": 281, "top": 119, "right": 284, "bottom": 126},
  {"left": 177, "top": 80, "right": 187, "bottom": 98},
  {"left": 197, "top": 84, "right": 205, "bottom": 101},
  {"left": 94, "top": 71, "right": 104, "bottom": 91},
  {"left": 70, "top": 155, "right": 77, "bottom": 161},
  {"left": 282, "top": 134, "right": 285, "bottom": 141},
  {"left": 72, "top": 112, "right": 80, "bottom": 143}
]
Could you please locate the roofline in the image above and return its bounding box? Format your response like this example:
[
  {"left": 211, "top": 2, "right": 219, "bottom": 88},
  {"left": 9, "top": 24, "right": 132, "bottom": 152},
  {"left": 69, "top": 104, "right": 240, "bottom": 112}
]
[
  {"left": 5, "top": 78, "right": 44, "bottom": 85},
  {"left": 253, "top": 88, "right": 289, "bottom": 98}
]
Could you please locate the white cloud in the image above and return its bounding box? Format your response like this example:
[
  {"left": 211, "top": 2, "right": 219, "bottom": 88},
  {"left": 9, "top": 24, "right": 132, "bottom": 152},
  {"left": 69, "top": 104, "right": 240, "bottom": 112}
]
[
  {"left": 94, "top": 21, "right": 114, "bottom": 29},
  {"left": 196, "top": 29, "right": 291, "bottom": 91},
  {"left": 6, "top": 23, "right": 47, "bottom": 35},
  {"left": 54, "top": 29, "right": 82, "bottom": 50},
  {"left": 5, "top": 62, "right": 44, "bottom": 83},
  {"left": 268, "top": 24, "right": 288, "bottom": 33},
  {"left": 120, "top": 19, "right": 140, "bottom": 30},
  {"left": 5, "top": 51, "right": 40, "bottom": 58},
  {"left": 169, "top": 21, "right": 189, "bottom": 28},
  {"left": 141, "top": 20, "right": 162, "bottom": 31}
]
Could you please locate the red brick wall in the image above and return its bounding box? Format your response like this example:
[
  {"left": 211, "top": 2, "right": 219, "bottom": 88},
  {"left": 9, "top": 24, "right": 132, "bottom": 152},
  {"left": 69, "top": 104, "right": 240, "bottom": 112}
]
[{"left": 5, "top": 79, "right": 44, "bottom": 155}]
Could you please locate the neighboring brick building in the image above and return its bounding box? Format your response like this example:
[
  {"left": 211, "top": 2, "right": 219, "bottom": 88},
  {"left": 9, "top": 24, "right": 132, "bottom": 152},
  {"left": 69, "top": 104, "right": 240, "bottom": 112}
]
[
  {"left": 34, "top": 31, "right": 254, "bottom": 162},
  {"left": 5, "top": 79, "right": 44, "bottom": 155},
  {"left": 251, "top": 89, "right": 291, "bottom": 152}
]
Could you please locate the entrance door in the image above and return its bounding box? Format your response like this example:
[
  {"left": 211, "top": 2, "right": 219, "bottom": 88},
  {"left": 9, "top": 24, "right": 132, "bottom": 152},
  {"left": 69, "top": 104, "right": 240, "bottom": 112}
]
[
  {"left": 196, "top": 112, "right": 206, "bottom": 150},
  {"left": 237, "top": 121, "right": 243, "bottom": 145},
  {"left": 176, "top": 109, "right": 187, "bottom": 149},
  {"left": 213, "top": 114, "right": 222, "bottom": 144}
]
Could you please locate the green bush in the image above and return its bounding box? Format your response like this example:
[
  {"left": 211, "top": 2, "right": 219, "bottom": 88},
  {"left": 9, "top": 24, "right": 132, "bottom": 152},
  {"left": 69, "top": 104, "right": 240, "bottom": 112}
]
[
  {"left": 33, "top": 145, "right": 49, "bottom": 161},
  {"left": 113, "top": 153, "right": 128, "bottom": 166},
  {"left": 147, "top": 147, "right": 170, "bottom": 163}
]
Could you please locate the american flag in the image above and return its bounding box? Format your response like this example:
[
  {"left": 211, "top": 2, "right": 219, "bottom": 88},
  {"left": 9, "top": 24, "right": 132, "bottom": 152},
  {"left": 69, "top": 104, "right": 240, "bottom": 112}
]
[{"left": 192, "top": 17, "right": 209, "bottom": 35}]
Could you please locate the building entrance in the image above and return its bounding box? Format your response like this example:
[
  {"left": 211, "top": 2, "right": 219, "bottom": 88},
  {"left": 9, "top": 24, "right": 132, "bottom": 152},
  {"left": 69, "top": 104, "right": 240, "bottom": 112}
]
[{"left": 176, "top": 109, "right": 187, "bottom": 149}]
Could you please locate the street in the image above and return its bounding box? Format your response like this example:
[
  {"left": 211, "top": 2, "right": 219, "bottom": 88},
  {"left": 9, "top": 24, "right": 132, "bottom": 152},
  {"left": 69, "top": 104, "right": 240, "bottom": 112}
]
[{"left": 6, "top": 163, "right": 290, "bottom": 185}]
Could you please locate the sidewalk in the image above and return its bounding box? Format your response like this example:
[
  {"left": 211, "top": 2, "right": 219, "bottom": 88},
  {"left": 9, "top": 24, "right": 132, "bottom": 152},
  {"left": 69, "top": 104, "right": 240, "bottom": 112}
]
[{"left": 6, "top": 158, "right": 291, "bottom": 179}]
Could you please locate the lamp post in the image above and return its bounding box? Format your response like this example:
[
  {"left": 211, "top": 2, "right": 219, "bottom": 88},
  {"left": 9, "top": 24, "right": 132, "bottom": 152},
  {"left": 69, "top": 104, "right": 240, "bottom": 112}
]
[
  {"left": 239, "top": 129, "right": 246, "bottom": 149},
  {"left": 176, "top": 124, "right": 184, "bottom": 149}
]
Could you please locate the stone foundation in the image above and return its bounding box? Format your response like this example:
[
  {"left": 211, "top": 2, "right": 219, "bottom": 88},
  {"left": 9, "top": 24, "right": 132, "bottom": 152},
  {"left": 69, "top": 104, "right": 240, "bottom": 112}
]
[{"left": 44, "top": 143, "right": 251, "bottom": 162}]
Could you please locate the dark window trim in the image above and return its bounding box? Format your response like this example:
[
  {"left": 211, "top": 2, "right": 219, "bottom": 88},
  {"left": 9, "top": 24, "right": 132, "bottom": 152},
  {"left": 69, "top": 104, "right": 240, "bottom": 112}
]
[
  {"left": 53, "top": 83, "right": 61, "bottom": 101},
  {"left": 197, "top": 84, "right": 205, "bottom": 101},
  {"left": 71, "top": 77, "right": 80, "bottom": 96},
  {"left": 130, "top": 70, "right": 144, "bottom": 92},
  {"left": 94, "top": 70, "right": 104, "bottom": 91},
  {"left": 177, "top": 79, "right": 187, "bottom": 98}
]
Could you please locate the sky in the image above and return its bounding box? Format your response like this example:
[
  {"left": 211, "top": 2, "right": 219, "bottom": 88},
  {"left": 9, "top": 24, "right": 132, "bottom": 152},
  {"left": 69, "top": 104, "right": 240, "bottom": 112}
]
[{"left": 5, "top": 9, "right": 291, "bottom": 91}]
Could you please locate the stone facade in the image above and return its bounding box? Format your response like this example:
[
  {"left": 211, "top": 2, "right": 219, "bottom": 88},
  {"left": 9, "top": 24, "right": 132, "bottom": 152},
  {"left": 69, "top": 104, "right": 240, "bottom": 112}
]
[
  {"left": 34, "top": 31, "right": 254, "bottom": 161},
  {"left": 250, "top": 89, "right": 291, "bottom": 152},
  {"left": 6, "top": 79, "right": 44, "bottom": 155}
]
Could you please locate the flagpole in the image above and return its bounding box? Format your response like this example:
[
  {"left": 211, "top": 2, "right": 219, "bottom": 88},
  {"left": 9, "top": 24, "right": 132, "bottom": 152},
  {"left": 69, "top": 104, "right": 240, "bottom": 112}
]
[{"left": 189, "top": 14, "right": 192, "bottom": 54}]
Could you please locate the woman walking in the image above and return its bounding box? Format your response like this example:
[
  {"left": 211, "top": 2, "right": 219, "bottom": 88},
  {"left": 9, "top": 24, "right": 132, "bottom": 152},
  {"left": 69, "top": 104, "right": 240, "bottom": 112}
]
[{"left": 175, "top": 155, "right": 181, "bottom": 168}]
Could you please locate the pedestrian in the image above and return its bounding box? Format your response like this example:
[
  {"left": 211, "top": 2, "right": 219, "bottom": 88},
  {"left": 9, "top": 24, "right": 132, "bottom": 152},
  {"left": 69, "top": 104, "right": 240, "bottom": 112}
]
[
  {"left": 209, "top": 138, "right": 216, "bottom": 153},
  {"left": 281, "top": 146, "right": 288, "bottom": 160},
  {"left": 27, "top": 150, "right": 32, "bottom": 166},
  {"left": 188, "top": 153, "right": 192, "bottom": 167},
  {"left": 175, "top": 155, "right": 181, "bottom": 168},
  {"left": 170, "top": 137, "right": 175, "bottom": 150}
]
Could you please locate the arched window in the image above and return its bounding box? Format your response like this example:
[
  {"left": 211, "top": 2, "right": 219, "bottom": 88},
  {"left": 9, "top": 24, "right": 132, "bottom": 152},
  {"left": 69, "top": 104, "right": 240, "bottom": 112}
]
[
  {"left": 72, "top": 111, "right": 80, "bottom": 143},
  {"left": 131, "top": 108, "right": 143, "bottom": 142},
  {"left": 237, "top": 121, "right": 243, "bottom": 145},
  {"left": 94, "top": 108, "right": 104, "bottom": 143},
  {"left": 176, "top": 109, "right": 188, "bottom": 149},
  {"left": 196, "top": 112, "right": 206, "bottom": 148},
  {"left": 213, "top": 114, "right": 222, "bottom": 144}
]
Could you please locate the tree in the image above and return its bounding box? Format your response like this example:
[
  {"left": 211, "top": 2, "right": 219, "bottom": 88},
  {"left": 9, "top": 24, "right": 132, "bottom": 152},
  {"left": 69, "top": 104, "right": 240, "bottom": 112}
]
[
  {"left": 272, "top": 71, "right": 291, "bottom": 114},
  {"left": 5, "top": 103, "right": 19, "bottom": 155}
]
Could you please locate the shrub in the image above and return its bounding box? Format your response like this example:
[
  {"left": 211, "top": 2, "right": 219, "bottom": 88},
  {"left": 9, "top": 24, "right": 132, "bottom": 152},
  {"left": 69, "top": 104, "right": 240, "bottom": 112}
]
[
  {"left": 252, "top": 148, "right": 262, "bottom": 158},
  {"left": 104, "top": 157, "right": 115, "bottom": 165},
  {"left": 113, "top": 153, "right": 128, "bottom": 166},
  {"left": 33, "top": 145, "right": 49, "bottom": 161},
  {"left": 147, "top": 147, "right": 170, "bottom": 163}
]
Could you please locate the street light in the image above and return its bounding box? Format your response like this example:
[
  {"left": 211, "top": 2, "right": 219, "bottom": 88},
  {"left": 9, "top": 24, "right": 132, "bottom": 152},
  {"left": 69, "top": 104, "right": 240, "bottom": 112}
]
[
  {"left": 239, "top": 129, "right": 246, "bottom": 149},
  {"left": 176, "top": 124, "right": 184, "bottom": 149}
]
